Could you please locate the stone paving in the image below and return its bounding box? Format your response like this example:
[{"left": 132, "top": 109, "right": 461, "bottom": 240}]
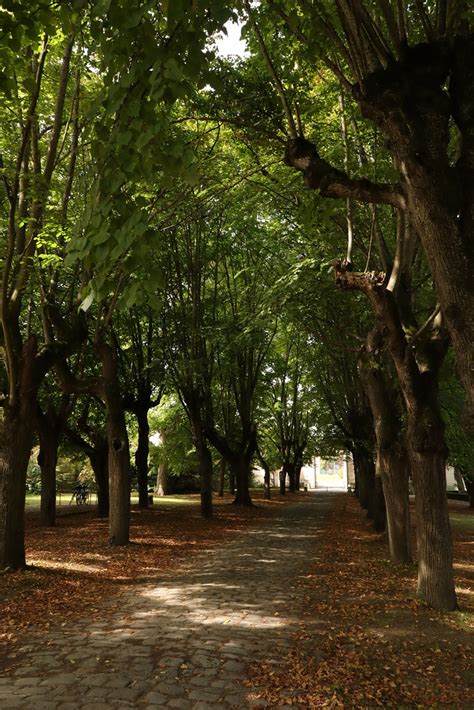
[{"left": 0, "top": 493, "right": 333, "bottom": 709}]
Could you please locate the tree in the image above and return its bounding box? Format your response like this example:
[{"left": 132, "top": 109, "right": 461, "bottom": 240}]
[
  {"left": 256, "top": 0, "right": 474, "bottom": 436},
  {"left": 0, "top": 14, "right": 85, "bottom": 567}
]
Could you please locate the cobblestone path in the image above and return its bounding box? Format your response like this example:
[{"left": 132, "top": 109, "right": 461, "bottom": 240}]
[{"left": 1, "top": 493, "right": 333, "bottom": 709}]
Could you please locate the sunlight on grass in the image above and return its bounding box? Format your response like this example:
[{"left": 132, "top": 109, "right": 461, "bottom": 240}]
[
  {"left": 25, "top": 493, "right": 198, "bottom": 509},
  {"left": 450, "top": 512, "right": 474, "bottom": 533}
]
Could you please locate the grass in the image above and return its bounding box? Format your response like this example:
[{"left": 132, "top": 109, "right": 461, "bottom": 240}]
[
  {"left": 25, "top": 492, "right": 199, "bottom": 508},
  {"left": 450, "top": 511, "right": 474, "bottom": 533}
]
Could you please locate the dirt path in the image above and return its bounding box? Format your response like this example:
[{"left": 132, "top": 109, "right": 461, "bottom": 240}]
[{"left": 0, "top": 493, "right": 333, "bottom": 709}]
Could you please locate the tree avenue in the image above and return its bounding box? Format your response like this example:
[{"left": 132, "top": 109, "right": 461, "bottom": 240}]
[{"left": 0, "top": 0, "right": 472, "bottom": 614}]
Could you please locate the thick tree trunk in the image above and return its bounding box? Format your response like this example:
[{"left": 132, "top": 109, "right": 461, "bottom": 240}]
[
  {"left": 231, "top": 454, "right": 252, "bottom": 506},
  {"left": 408, "top": 417, "right": 456, "bottom": 610},
  {"left": 135, "top": 407, "right": 150, "bottom": 509},
  {"left": 372, "top": 474, "right": 386, "bottom": 533},
  {"left": 0, "top": 405, "right": 35, "bottom": 569},
  {"left": 90, "top": 442, "right": 109, "bottom": 518},
  {"left": 358, "top": 51, "right": 474, "bottom": 432},
  {"left": 380, "top": 448, "right": 411, "bottom": 563},
  {"left": 97, "top": 341, "right": 130, "bottom": 546},
  {"left": 0, "top": 338, "right": 44, "bottom": 569},
  {"left": 353, "top": 446, "right": 375, "bottom": 515},
  {"left": 37, "top": 419, "right": 59, "bottom": 527}
]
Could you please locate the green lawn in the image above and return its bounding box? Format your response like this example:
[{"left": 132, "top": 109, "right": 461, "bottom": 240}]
[
  {"left": 25, "top": 493, "right": 198, "bottom": 509},
  {"left": 449, "top": 511, "right": 474, "bottom": 533}
]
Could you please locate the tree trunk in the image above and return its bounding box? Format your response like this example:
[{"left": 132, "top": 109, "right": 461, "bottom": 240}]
[
  {"left": 135, "top": 407, "right": 150, "bottom": 509},
  {"left": 372, "top": 473, "right": 386, "bottom": 533},
  {"left": 279, "top": 469, "right": 286, "bottom": 496},
  {"left": 263, "top": 463, "right": 271, "bottom": 500},
  {"left": 287, "top": 463, "right": 296, "bottom": 493},
  {"left": 0, "top": 405, "right": 35, "bottom": 568},
  {"left": 191, "top": 416, "right": 213, "bottom": 519},
  {"left": 218, "top": 459, "right": 226, "bottom": 497},
  {"left": 37, "top": 416, "right": 59, "bottom": 527},
  {"left": 0, "top": 338, "right": 44, "bottom": 569},
  {"left": 229, "top": 466, "right": 236, "bottom": 495},
  {"left": 380, "top": 448, "right": 411, "bottom": 563},
  {"left": 408, "top": 417, "right": 456, "bottom": 610},
  {"left": 453, "top": 468, "right": 467, "bottom": 493},
  {"left": 353, "top": 446, "right": 375, "bottom": 515},
  {"left": 156, "top": 461, "right": 168, "bottom": 496},
  {"left": 97, "top": 341, "right": 130, "bottom": 546},
  {"left": 90, "top": 441, "right": 109, "bottom": 518},
  {"left": 294, "top": 462, "right": 302, "bottom": 491},
  {"left": 360, "top": 330, "right": 411, "bottom": 561},
  {"left": 231, "top": 454, "right": 252, "bottom": 506}
]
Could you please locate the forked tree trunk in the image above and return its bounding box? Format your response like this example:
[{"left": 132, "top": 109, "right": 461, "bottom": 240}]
[
  {"left": 37, "top": 418, "right": 60, "bottom": 527},
  {"left": 365, "top": 276, "right": 454, "bottom": 608},
  {"left": 135, "top": 407, "right": 150, "bottom": 509},
  {"left": 97, "top": 341, "right": 130, "bottom": 546}
]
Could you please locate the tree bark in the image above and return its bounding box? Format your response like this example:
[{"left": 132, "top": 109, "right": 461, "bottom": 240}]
[
  {"left": 371, "top": 473, "right": 386, "bottom": 533},
  {"left": 229, "top": 466, "right": 236, "bottom": 495},
  {"left": 90, "top": 441, "right": 109, "bottom": 518},
  {"left": 0, "top": 338, "right": 45, "bottom": 569},
  {"left": 218, "top": 459, "right": 226, "bottom": 497},
  {"left": 287, "top": 463, "right": 296, "bottom": 493},
  {"left": 191, "top": 416, "right": 213, "bottom": 519},
  {"left": 97, "top": 341, "right": 130, "bottom": 546},
  {"left": 37, "top": 414, "right": 60, "bottom": 527},
  {"left": 0, "top": 406, "right": 35, "bottom": 568},
  {"left": 360, "top": 328, "right": 411, "bottom": 561},
  {"left": 135, "top": 406, "right": 150, "bottom": 509},
  {"left": 279, "top": 468, "right": 286, "bottom": 496},
  {"left": 380, "top": 448, "right": 411, "bottom": 563},
  {"left": 337, "top": 266, "right": 456, "bottom": 609},
  {"left": 353, "top": 445, "right": 375, "bottom": 515},
  {"left": 231, "top": 453, "right": 253, "bottom": 506},
  {"left": 156, "top": 461, "right": 168, "bottom": 496}
]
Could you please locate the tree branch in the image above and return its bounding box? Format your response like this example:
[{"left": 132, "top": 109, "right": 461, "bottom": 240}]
[{"left": 285, "top": 137, "right": 406, "bottom": 209}]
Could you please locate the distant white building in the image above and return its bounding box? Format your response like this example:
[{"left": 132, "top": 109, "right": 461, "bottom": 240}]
[{"left": 254, "top": 455, "right": 354, "bottom": 491}]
